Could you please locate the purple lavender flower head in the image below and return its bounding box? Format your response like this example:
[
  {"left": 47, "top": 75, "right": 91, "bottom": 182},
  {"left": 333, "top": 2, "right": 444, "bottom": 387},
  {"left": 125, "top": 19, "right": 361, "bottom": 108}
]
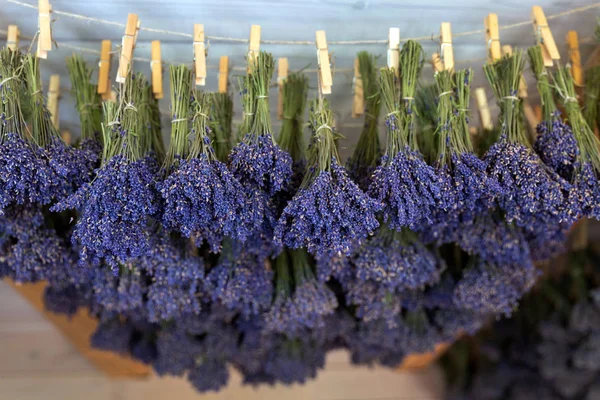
[
  {"left": 454, "top": 260, "right": 539, "bottom": 316},
  {"left": 229, "top": 134, "right": 292, "bottom": 196},
  {"left": 457, "top": 211, "right": 532, "bottom": 267},
  {"left": 571, "top": 162, "right": 600, "bottom": 220},
  {"left": 158, "top": 156, "right": 252, "bottom": 252},
  {"left": 354, "top": 226, "right": 443, "bottom": 291},
  {"left": 206, "top": 241, "right": 274, "bottom": 317},
  {"left": 368, "top": 148, "right": 443, "bottom": 231},
  {"left": 51, "top": 155, "right": 160, "bottom": 266},
  {"left": 46, "top": 137, "right": 98, "bottom": 199},
  {"left": 0, "top": 133, "right": 65, "bottom": 211},
  {"left": 276, "top": 160, "right": 380, "bottom": 257},
  {"left": 265, "top": 249, "right": 338, "bottom": 337},
  {"left": 187, "top": 359, "right": 230, "bottom": 393},
  {"left": 485, "top": 137, "right": 573, "bottom": 228},
  {"left": 535, "top": 120, "right": 578, "bottom": 181}
]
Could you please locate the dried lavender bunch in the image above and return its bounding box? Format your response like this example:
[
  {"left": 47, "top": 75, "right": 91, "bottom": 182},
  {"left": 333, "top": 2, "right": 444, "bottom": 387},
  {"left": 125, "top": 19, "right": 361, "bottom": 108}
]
[
  {"left": 275, "top": 99, "right": 381, "bottom": 259},
  {"left": 229, "top": 51, "right": 292, "bottom": 196},
  {"left": 353, "top": 224, "right": 442, "bottom": 292},
  {"left": 265, "top": 249, "right": 337, "bottom": 337},
  {"left": 453, "top": 258, "right": 538, "bottom": 316},
  {"left": 484, "top": 50, "right": 573, "bottom": 229},
  {"left": 528, "top": 46, "right": 578, "bottom": 181},
  {"left": 278, "top": 71, "right": 309, "bottom": 198},
  {"left": 210, "top": 92, "right": 234, "bottom": 163},
  {"left": 346, "top": 51, "right": 382, "bottom": 191},
  {"left": 0, "top": 51, "right": 67, "bottom": 210},
  {"left": 368, "top": 57, "right": 443, "bottom": 231},
  {"left": 554, "top": 65, "right": 600, "bottom": 219},
  {"left": 421, "top": 68, "right": 500, "bottom": 245},
  {"left": 158, "top": 78, "right": 251, "bottom": 252},
  {"left": 205, "top": 238, "right": 274, "bottom": 317},
  {"left": 52, "top": 73, "right": 160, "bottom": 267}
]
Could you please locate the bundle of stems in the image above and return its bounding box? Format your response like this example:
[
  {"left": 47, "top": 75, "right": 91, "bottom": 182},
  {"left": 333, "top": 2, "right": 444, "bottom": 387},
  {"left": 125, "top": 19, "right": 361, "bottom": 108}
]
[
  {"left": 379, "top": 67, "right": 405, "bottom": 163},
  {"left": 347, "top": 51, "right": 381, "bottom": 182},
  {"left": 483, "top": 50, "right": 528, "bottom": 146},
  {"left": 163, "top": 65, "right": 192, "bottom": 171},
  {"left": 452, "top": 68, "right": 474, "bottom": 152},
  {"left": 278, "top": 72, "right": 309, "bottom": 164},
  {"left": 583, "top": 66, "right": 600, "bottom": 132},
  {"left": 415, "top": 83, "right": 438, "bottom": 163},
  {"left": 0, "top": 49, "right": 27, "bottom": 141},
  {"left": 66, "top": 54, "right": 102, "bottom": 142},
  {"left": 301, "top": 99, "right": 341, "bottom": 187},
  {"left": 249, "top": 52, "right": 276, "bottom": 138},
  {"left": 554, "top": 66, "right": 600, "bottom": 171},
  {"left": 527, "top": 46, "right": 558, "bottom": 124},
  {"left": 148, "top": 87, "right": 165, "bottom": 163},
  {"left": 188, "top": 91, "right": 213, "bottom": 160},
  {"left": 237, "top": 73, "right": 255, "bottom": 142},
  {"left": 433, "top": 70, "right": 455, "bottom": 166},
  {"left": 210, "top": 92, "right": 234, "bottom": 163},
  {"left": 398, "top": 40, "right": 424, "bottom": 150},
  {"left": 23, "top": 54, "right": 62, "bottom": 148}
]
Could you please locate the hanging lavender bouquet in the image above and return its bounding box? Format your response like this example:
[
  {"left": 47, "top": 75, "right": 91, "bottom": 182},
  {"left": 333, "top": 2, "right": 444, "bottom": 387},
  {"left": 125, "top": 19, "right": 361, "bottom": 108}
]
[
  {"left": 265, "top": 249, "right": 337, "bottom": 337},
  {"left": 205, "top": 238, "right": 274, "bottom": 317},
  {"left": 528, "top": 46, "right": 578, "bottom": 181},
  {"left": 275, "top": 99, "right": 380, "bottom": 258},
  {"left": 368, "top": 42, "right": 444, "bottom": 231},
  {"left": 277, "top": 71, "right": 309, "bottom": 202},
  {"left": 229, "top": 52, "right": 292, "bottom": 196},
  {"left": 229, "top": 52, "right": 292, "bottom": 259},
  {"left": 554, "top": 65, "right": 600, "bottom": 220},
  {"left": 52, "top": 73, "right": 160, "bottom": 266},
  {"left": 421, "top": 68, "right": 500, "bottom": 244},
  {"left": 483, "top": 50, "right": 573, "bottom": 230},
  {"left": 158, "top": 65, "right": 250, "bottom": 252},
  {"left": 346, "top": 51, "right": 382, "bottom": 191},
  {"left": 0, "top": 50, "right": 69, "bottom": 211}
]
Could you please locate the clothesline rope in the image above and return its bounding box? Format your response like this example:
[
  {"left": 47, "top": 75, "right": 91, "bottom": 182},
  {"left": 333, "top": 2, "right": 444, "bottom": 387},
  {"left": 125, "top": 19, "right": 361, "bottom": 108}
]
[{"left": 4, "top": 0, "right": 600, "bottom": 45}]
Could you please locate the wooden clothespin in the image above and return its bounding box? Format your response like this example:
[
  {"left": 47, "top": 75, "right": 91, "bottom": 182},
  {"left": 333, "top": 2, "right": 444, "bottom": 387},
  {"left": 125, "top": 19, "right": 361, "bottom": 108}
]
[
  {"left": 218, "top": 56, "right": 229, "bottom": 93},
  {"left": 36, "top": 0, "right": 52, "bottom": 59},
  {"left": 352, "top": 58, "right": 364, "bottom": 118},
  {"left": 440, "top": 22, "right": 454, "bottom": 71},
  {"left": 431, "top": 53, "right": 444, "bottom": 73},
  {"left": 151, "top": 41, "right": 163, "bottom": 99},
  {"left": 98, "top": 40, "right": 112, "bottom": 99},
  {"left": 6, "top": 25, "right": 19, "bottom": 51},
  {"left": 387, "top": 27, "right": 400, "bottom": 76},
  {"left": 277, "top": 57, "right": 288, "bottom": 120},
  {"left": 485, "top": 14, "right": 501, "bottom": 63},
  {"left": 315, "top": 30, "right": 332, "bottom": 95},
  {"left": 567, "top": 30, "right": 583, "bottom": 87},
  {"left": 61, "top": 130, "right": 72, "bottom": 145},
  {"left": 116, "top": 13, "right": 140, "bottom": 84},
  {"left": 193, "top": 24, "right": 207, "bottom": 86},
  {"left": 248, "top": 25, "right": 261, "bottom": 69},
  {"left": 47, "top": 74, "right": 60, "bottom": 129},
  {"left": 532, "top": 6, "right": 560, "bottom": 67},
  {"left": 475, "top": 87, "right": 493, "bottom": 131}
]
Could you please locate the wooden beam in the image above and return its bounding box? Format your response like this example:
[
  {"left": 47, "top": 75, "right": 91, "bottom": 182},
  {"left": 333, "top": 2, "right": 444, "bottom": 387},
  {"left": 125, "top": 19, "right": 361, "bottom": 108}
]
[{"left": 6, "top": 280, "right": 151, "bottom": 379}]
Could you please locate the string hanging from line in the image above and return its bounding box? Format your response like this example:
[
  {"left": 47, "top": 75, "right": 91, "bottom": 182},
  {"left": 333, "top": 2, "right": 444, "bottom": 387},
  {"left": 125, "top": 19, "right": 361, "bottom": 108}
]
[{"left": 4, "top": 0, "right": 600, "bottom": 45}]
